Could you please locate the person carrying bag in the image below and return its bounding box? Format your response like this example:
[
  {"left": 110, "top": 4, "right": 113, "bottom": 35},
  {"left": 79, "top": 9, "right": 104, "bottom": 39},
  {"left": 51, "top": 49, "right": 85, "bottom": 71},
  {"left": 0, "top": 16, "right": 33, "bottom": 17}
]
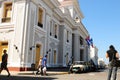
[
  {"left": 106, "top": 45, "right": 119, "bottom": 80},
  {"left": 109, "top": 53, "right": 120, "bottom": 67},
  {"left": 36, "top": 57, "right": 43, "bottom": 75}
]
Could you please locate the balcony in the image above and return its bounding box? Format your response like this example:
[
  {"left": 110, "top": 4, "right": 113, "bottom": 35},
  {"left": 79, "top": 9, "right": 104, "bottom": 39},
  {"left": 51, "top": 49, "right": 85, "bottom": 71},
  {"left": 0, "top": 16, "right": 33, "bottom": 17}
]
[
  {"left": 50, "top": 32, "right": 52, "bottom": 36},
  {"left": 54, "top": 35, "right": 57, "bottom": 39},
  {"left": 67, "top": 40, "right": 69, "bottom": 43},
  {"left": 38, "top": 22, "right": 43, "bottom": 28},
  {"left": 1, "top": 17, "right": 11, "bottom": 23}
]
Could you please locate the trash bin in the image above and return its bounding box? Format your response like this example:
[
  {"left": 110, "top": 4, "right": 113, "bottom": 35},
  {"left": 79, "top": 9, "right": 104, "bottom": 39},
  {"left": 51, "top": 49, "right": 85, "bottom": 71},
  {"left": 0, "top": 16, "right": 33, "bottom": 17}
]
[{"left": 31, "top": 63, "right": 35, "bottom": 73}]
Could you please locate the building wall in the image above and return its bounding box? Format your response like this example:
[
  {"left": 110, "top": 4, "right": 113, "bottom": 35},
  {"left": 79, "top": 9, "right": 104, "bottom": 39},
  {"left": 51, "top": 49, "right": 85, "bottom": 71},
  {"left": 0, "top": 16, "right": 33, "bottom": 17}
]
[
  {"left": 0, "top": 0, "right": 29, "bottom": 71},
  {"left": 59, "top": 24, "right": 72, "bottom": 66},
  {"left": 58, "top": 0, "right": 90, "bottom": 63},
  {"left": 0, "top": 0, "right": 95, "bottom": 71}
]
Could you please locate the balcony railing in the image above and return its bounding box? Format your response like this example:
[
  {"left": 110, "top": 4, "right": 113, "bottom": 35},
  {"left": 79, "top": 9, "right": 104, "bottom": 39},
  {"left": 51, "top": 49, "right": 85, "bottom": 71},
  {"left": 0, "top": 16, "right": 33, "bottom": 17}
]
[
  {"left": 50, "top": 32, "right": 52, "bottom": 36},
  {"left": 67, "top": 40, "right": 69, "bottom": 43},
  {"left": 1, "top": 17, "right": 11, "bottom": 23},
  {"left": 54, "top": 35, "right": 57, "bottom": 39},
  {"left": 38, "top": 22, "right": 43, "bottom": 28}
]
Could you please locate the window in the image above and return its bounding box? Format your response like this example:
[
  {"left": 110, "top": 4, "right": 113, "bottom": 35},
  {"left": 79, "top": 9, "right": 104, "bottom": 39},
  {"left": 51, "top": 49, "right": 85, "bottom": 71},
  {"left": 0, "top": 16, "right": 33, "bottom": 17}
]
[
  {"left": 38, "top": 8, "right": 43, "bottom": 28},
  {"left": 54, "top": 50, "right": 57, "bottom": 64},
  {"left": 67, "top": 31, "right": 69, "bottom": 42},
  {"left": 54, "top": 24, "right": 58, "bottom": 38},
  {"left": 2, "top": 2, "right": 12, "bottom": 23},
  {"left": 80, "top": 36, "right": 83, "bottom": 45},
  {"left": 80, "top": 49, "right": 84, "bottom": 61},
  {"left": 50, "top": 21, "right": 53, "bottom": 36},
  {"left": 1, "top": 42, "right": 8, "bottom": 46}
]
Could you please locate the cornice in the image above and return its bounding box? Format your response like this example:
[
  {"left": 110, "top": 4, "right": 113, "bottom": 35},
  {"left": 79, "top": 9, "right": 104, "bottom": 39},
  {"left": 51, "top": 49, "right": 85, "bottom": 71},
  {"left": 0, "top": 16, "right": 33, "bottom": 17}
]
[
  {"left": 73, "top": 0, "right": 84, "bottom": 19},
  {"left": 42, "top": 0, "right": 60, "bottom": 9},
  {"left": 74, "top": 22, "right": 89, "bottom": 37},
  {"left": 53, "top": 8, "right": 63, "bottom": 21},
  {"left": 50, "top": 0, "right": 60, "bottom": 8},
  {"left": 62, "top": 14, "right": 75, "bottom": 29},
  {"left": 59, "top": 0, "right": 73, "bottom": 7},
  {"left": 42, "top": 0, "right": 55, "bottom": 9}
]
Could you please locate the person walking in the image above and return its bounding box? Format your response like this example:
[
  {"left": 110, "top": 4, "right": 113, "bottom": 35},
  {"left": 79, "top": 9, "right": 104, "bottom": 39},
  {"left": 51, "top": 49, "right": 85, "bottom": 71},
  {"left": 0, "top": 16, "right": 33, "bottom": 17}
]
[
  {"left": 0, "top": 49, "right": 10, "bottom": 77},
  {"left": 36, "top": 57, "right": 43, "bottom": 75},
  {"left": 42, "top": 54, "right": 48, "bottom": 76},
  {"left": 106, "top": 45, "right": 119, "bottom": 80}
]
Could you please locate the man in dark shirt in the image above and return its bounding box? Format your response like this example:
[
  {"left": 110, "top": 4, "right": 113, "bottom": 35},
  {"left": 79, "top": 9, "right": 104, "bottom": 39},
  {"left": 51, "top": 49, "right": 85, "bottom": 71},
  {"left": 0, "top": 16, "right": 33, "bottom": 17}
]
[
  {"left": 0, "top": 49, "right": 10, "bottom": 77},
  {"left": 106, "top": 45, "right": 119, "bottom": 80}
]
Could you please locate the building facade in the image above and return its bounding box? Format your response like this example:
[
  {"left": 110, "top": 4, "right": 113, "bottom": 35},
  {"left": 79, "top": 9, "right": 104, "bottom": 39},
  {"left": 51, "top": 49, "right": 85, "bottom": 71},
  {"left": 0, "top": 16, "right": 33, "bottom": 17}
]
[
  {"left": 58, "top": 0, "right": 90, "bottom": 64},
  {"left": 90, "top": 46, "right": 98, "bottom": 67},
  {"left": 0, "top": 0, "right": 93, "bottom": 71}
]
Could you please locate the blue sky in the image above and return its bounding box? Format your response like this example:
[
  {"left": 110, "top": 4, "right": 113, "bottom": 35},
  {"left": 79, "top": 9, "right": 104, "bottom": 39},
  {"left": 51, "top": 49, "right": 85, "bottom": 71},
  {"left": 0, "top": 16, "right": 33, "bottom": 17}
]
[{"left": 78, "top": 0, "right": 120, "bottom": 63}]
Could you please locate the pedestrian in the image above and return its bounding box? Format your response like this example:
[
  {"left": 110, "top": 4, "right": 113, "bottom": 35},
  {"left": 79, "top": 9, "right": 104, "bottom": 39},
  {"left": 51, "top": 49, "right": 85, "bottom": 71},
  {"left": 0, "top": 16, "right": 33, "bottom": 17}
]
[
  {"left": 42, "top": 54, "right": 48, "bottom": 76},
  {"left": 106, "top": 45, "right": 119, "bottom": 80},
  {"left": 36, "top": 56, "right": 43, "bottom": 75},
  {"left": 0, "top": 49, "right": 10, "bottom": 77}
]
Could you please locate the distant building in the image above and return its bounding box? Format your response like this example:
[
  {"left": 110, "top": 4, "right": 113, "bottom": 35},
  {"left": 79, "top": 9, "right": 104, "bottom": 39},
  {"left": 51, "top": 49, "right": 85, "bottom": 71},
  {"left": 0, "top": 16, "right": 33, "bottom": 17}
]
[
  {"left": 90, "top": 46, "right": 98, "bottom": 66},
  {"left": 98, "top": 58, "right": 105, "bottom": 68}
]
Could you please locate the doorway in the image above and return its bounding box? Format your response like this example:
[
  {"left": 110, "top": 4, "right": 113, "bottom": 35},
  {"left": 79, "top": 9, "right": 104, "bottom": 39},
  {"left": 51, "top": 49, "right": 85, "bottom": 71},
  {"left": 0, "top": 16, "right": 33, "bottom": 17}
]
[
  {"left": 0, "top": 42, "right": 8, "bottom": 62},
  {"left": 80, "top": 49, "right": 84, "bottom": 61},
  {"left": 35, "top": 44, "right": 41, "bottom": 68}
]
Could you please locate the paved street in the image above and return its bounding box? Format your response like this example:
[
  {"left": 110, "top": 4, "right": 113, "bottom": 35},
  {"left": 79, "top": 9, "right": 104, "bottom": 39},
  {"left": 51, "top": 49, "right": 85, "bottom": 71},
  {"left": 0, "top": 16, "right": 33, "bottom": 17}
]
[{"left": 1, "top": 69, "right": 120, "bottom": 80}]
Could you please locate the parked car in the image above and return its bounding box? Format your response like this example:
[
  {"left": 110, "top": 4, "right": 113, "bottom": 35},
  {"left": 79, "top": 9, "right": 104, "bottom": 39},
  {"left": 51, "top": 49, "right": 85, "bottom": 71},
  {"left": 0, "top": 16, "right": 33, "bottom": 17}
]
[{"left": 70, "top": 61, "right": 87, "bottom": 73}]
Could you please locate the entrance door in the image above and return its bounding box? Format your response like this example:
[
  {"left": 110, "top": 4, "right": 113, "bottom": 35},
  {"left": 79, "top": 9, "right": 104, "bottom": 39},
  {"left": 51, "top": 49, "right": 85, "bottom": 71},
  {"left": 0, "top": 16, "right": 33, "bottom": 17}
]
[
  {"left": 0, "top": 42, "right": 8, "bottom": 62},
  {"left": 53, "top": 50, "right": 56, "bottom": 64},
  {"left": 35, "top": 44, "right": 41, "bottom": 68},
  {"left": 80, "top": 49, "right": 84, "bottom": 61}
]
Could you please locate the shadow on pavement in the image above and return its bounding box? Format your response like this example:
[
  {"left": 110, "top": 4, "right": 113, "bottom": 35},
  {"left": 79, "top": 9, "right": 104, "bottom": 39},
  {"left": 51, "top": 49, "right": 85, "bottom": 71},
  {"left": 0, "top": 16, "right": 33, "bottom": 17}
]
[
  {"left": 17, "top": 72, "right": 35, "bottom": 75},
  {"left": 94, "top": 69, "right": 107, "bottom": 72},
  {"left": 70, "top": 69, "right": 106, "bottom": 74},
  {"left": 0, "top": 75, "right": 57, "bottom": 80},
  {"left": 17, "top": 71, "right": 68, "bottom": 76}
]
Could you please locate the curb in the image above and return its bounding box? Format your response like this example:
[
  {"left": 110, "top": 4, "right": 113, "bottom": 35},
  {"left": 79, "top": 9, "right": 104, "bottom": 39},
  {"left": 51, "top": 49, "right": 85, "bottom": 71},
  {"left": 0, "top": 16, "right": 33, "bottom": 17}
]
[
  {"left": 1, "top": 71, "right": 68, "bottom": 76},
  {"left": 47, "top": 71, "right": 68, "bottom": 75}
]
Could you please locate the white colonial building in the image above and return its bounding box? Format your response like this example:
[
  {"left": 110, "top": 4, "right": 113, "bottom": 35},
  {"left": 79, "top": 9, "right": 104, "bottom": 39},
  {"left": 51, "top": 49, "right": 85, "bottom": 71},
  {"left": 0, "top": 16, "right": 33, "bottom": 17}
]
[
  {"left": 0, "top": 0, "right": 95, "bottom": 71},
  {"left": 90, "top": 46, "right": 98, "bottom": 66}
]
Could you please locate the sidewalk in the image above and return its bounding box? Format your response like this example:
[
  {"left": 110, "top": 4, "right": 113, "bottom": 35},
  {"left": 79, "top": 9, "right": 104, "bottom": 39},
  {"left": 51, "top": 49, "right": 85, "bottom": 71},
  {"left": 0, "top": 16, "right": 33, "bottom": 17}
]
[
  {"left": 0, "top": 70, "right": 68, "bottom": 77},
  {"left": 0, "top": 70, "right": 68, "bottom": 80}
]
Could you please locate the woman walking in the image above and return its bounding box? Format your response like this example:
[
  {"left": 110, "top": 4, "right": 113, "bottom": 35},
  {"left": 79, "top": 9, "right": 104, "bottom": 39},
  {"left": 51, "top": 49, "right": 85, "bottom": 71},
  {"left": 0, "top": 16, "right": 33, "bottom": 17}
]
[{"left": 106, "top": 45, "right": 119, "bottom": 80}]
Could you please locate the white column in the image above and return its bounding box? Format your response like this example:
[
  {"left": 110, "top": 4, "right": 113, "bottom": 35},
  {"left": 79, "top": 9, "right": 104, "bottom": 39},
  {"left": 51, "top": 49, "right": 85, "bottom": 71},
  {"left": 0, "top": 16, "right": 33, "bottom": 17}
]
[{"left": 73, "top": 33, "right": 80, "bottom": 61}]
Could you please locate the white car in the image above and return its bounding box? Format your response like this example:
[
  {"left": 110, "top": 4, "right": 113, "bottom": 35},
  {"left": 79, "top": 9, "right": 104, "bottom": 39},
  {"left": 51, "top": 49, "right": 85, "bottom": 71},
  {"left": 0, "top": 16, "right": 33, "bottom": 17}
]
[{"left": 70, "top": 61, "right": 87, "bottom": 73}]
